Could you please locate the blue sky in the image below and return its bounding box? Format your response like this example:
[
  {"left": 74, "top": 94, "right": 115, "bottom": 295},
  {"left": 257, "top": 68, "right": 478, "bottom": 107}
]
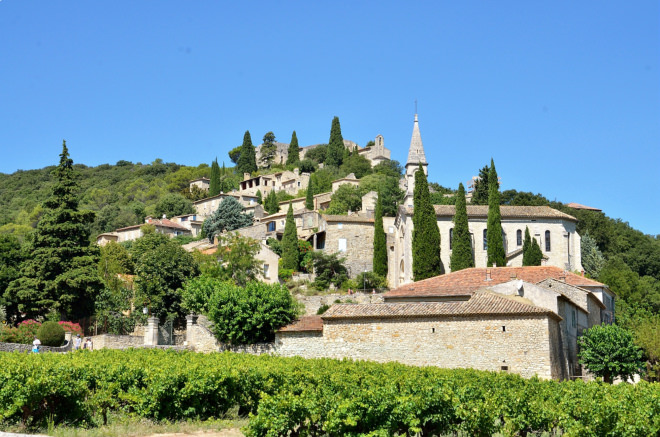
[{"left": 1, "top": 1, "right": 658, "bottom": 235}]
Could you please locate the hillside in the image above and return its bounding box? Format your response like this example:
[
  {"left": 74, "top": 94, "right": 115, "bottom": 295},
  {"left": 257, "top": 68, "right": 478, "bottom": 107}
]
[{"left": 1, "top": 159, "right": 659, "bottom": 313}]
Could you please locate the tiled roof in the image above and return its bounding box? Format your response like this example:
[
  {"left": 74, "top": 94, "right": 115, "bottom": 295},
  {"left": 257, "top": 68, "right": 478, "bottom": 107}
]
[
  {"left": 193, "top": 193, "right": 240, "bottom": 205},
  {"left": 323, "top": 214, "right": 374, "bottom": 223},
  {"left": 401, "top": 205, "right": 577, "bottom": 222},
  {"left": 566, "top": 202, "right": 602, "bottom": 211},
  {"left": 385, "top": 266, "right": 606, "bottom": 299},
  {"left": 322, "top": 291, "right": 558, "bottom": 320},
  {"left": 278, "top": 316, "right": 323, "bottom": 332},
  {"left": 116, "top": 218, "right": 188, "bottom": 232}
]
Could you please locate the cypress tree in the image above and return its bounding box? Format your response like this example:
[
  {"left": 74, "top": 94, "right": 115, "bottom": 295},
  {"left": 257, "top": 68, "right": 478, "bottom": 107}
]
[
  {"left": 286, "top": 130, "right": 300, "bottom": 165},
  {"left": 412, "top": 166, "right": 441, "bottom": 280},
  {"left": 264, "top": 190, "right": 279, "bottom": 215},
  {"left": 281, "top": 203, "right": 299, "bottom": 271},
  {"left": 373, "top": 192, "right": 388, "bottom": 277},
  {"left": 486, "top": 159, "right": 506, "bottom": 267},
  {"left": 237, "top": 130, "right": 257, "bottom": 175},
  {"left": 6, "top": 141, "right": 103, "bottom": 320},
  {"left": 529, "top": 238, "right": 543, "bottom": 266},
  {"left": 256, "top": 190, "right": 263, "bottom": 205},
  {"left": 209, "top": 158, "right": 221, "bottom": 196},
  {"left": 326, "top": 116, "right": 344, "bottom": 167},
  {"left": 450, "top": 183, "right": 474, "bottom": 271},
  {"left": 522, "top": 226, "right": 533, "bottom": 266},
  {"left": 305, "top": 180, "right": 314, "bottom": 210}
]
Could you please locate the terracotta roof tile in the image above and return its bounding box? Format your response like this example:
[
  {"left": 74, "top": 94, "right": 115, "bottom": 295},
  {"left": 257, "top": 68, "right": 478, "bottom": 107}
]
[
  {"left": 322, "top": 291, "right": 558, "bottom": 320},
  {"left": 116, "top": 218, "right": 189, "bottom": 232},
  {"left": 278, "top": 316, "right": 323, "bottom": 332},
  {"left": 384, "top": 266, "right": 605, "bottom": 299},
  {"left": 566, "top": 202, "right": 602, "bottom": 211}
]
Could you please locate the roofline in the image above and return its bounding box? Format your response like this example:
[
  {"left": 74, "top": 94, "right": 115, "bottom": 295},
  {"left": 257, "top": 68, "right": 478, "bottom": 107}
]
[{"left": 322, "top": 311, "right": 561, "bottom": 322}]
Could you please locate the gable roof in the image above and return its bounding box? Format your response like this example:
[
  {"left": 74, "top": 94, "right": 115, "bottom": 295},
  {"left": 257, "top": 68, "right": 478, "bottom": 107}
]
[
  {"left": 566, "top": 202, "right": 602, "bottom": 211},
  {"left": 116, "top": 218, "right": 188, "bottom": 232},
  {"left": 322, "top": 290, "right": 559, "bottom": 320},
  {"left": 322, "top": 214, "right": 374, "bottom": 223},
  {"left": 278, "top": 316, "right": 323, "bottom": 332},
  {"left": 384, "top": 266, "right": 606, "bottom": 299},
  {"left": 400, "top": 205, "right": 577, "bottom": 222}
]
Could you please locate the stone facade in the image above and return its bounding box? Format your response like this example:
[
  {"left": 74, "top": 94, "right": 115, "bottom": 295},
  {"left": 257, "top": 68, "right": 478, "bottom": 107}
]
[
  {"left": 96, "top": 216, "right": 192, "bottom": 246},
  {"left": 239, "top": 170, "right": 310, "bottom": 197},
  {"left": 90, "top": 334, "right": 144, "bottom": 350},
  {"left": 322, "top": 215, "right": 375, "bottom": 277}
]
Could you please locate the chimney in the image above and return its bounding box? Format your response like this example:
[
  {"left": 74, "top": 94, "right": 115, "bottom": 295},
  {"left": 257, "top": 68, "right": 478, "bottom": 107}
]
[
  {"left": 244, "top": 173, "right": 251, "bottom": 181},
  {"left": 581, "top": 269, "right": 585, "bottom": 277},
  {"left": 145, "top": 216, "right": 153, "bottom": 223},
  {"left": 486, "top": 269, "right": 492, "bottom": 281}
]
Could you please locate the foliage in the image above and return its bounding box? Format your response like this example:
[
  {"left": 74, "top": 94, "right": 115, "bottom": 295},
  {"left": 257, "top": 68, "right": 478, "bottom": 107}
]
[
  {"left": 36, "top": 320, "right": 65, "bottom": 347},
  {"left": 618, "top": 304, "right": 660, "bottom": 381},
  {"left": 578, "top": 323, "right": 645, "bottom": 383},
  {"left": 298, "top": 158, "right": 317, "bottom": 174},
  {"left": 0, "top": 319, "right": 41, "bottom": 343},
  {"left": 259, "top": 131, "right": 277, "bottom": 168},
  {"left": 581, "top": 232, "right": 606, "bottom": 277},
  {"left": 316, "top": 304, "right": 330, "bottom": 315},
  {"left": 286, "top": 131, "right": 300, "bottom": 165},
  {"left": 209, "top": 158, "right": 221, "bottom": 196},
  {"left": 522, "top": 227, "right": 543, "bottom": 266},
  {"left": 202, "top": 196, "right": 253, "bottom": 242},
  {"left": 353, "top": 271, "right": 387, "bottom": 291},
  {"left": 412, "top": 167, "right": 441, "bottom": 280},
  {"left": 359, "top": 173, "right": 404, "bottom": 217},
  {"left": 326, "top": 184, "right": 362, "bottom": 215},
  {"left": 263, "top": 189, "right": 280, "bottom": 215},
  {"left": 180, "top": 275, "right": 221, "bottom": 315},
  {"left": 132, "top": 234, "right": 199, "bottom": 321},
  {"left": 310, "top": 252, "right": 348, "bottom": 290},
  {"left": 278, "top": 268, "right": 293, "bottom": 282},
  {"left": 471, "top": 164, "right": 498, "bottom": 205},
  {"left": 57, "top": 320, "right": 83, "bottom": 336},
  {"left": 153, "top": 193, "right": 194, "bottom": 219},
  {"left": 0, "top": 234, "right": 24, "bottom": 323},
  {"left": 372, "top": 159, "right": 403, "bottom": 178},
  {"left": 450, "top": 183, "right": 474, "bottom": 271},
  {"left": 217, "top": 232, "right": 263, "bottom": 287},
  {"left": 598, "top": 256, "right": 660, "bottom": 312},
  {"left": 309, "top": 166, "right": 342, "bottom": 194},
  {"left": 325, "top": 116, "right": 344, "bottom": 167},
  {"left": 486, "top": 159, "right": 506, "bottom": 268},
  {"left": 373, "top": 193, "right": 387, "bottom": 277},
  {"left": 0, "top": 350, "right": 658, "bottom": 435},
  {"left": 265, "top": 237, "right": 282, "bottom": 256},
  {"left": 228, "top": 146, "right": 241, "bottom": 164},
  {"left": 304, "top": 144, "right": 327, "bottom": 164},
  {"left": 237, "top": 130, "right": 257, "bottom": 175},
  {"left": 340, "top": 153, "right": 372, "bottom": 179},
  {"left": 5, "top": 142, "right": 103, "bottom": 321},
  {"left": 207, "top": 281, "right": 300, "bottom": 344},
  {"left": 281, "top": 204, "right": 299, "bottom": 271},
  {"left": 305, "top": 178, "right": 314, "bottom": 209}
]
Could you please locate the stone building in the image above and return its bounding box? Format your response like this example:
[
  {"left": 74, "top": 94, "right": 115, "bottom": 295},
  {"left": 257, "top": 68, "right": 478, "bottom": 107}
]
[
  {"left": 238, "top": 169, "right": 310, "bottom": 197},
  {"left": 96, "top": 216, "right": 191, "bottom": 246},
  {"left": 189, "top": 177, "right": 210, "bottom": 192}
]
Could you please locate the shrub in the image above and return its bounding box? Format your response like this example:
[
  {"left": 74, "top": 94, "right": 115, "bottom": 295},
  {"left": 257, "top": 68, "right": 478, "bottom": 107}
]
[
  {"left": 278, "top": 268, "right": 293, "bottom": 282},
  {"left": 58, "top": 321, "right": 83, "bottom": 336},
  {"left": 0, "top": 319, "right": 42, "bottom": 344},
  {"left": 316, "top": 304, "right": 330, "bottom": 315},
  {"left": 37, "top": 321, "right": 65, "bottom": 347}
]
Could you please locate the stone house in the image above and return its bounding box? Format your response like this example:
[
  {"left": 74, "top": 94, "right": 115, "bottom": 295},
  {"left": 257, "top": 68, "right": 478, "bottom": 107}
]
[
  {"left": 356, "top": 134, "right": 391, "bottom": 166},
  {"left": 170, "top": 213, "right": 204, "bottom": 237},
  {"left": 96, "top": 216, "right": 191, "bottom": 245},
  {"left": 239, "top": 169, "right": 310, "bottom": 197},
  {"left": 331, "top": 173, "right": 360, "bottom": 192},
  {"left": 197, "top": 238, "right": 280, "bottom": 285},
  {"left": 192, "top": 193, "right": 263, "bottom": 221},
  {"left": 189, "top": 177, "right": 210, "bottom": 192}
]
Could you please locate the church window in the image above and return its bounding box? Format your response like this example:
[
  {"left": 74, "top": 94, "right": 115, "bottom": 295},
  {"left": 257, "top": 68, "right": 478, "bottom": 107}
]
[
  {"left": 449, "top": 228, "right": 453, "bottom": 250},
  {"left": 516, "top": 230, "right": 522, "bottom": 246},
  {"left": 483, "top": 229, "right": 488, "bottom": 250},
  {"left": 545, "top": 231, "right": 551, "bottom": 252}
]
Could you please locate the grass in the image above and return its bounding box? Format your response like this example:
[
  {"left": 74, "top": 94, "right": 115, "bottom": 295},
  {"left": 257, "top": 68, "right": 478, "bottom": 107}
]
[{"left": 2, "top": 413, "right": 247, "bottom": 437}]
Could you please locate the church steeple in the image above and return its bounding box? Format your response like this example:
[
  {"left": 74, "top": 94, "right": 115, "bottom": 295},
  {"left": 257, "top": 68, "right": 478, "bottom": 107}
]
[{"left": 403, "top": 113, "right": 429, "bottom": 207}]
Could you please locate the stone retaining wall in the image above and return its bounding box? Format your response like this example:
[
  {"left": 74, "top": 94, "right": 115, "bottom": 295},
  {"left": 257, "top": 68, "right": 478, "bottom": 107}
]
[{"left": 0, "top": 340, "right": 72, "bottom": 353}]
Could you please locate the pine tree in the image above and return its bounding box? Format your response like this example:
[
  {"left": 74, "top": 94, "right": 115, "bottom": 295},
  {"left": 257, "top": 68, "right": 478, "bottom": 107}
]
[
  {"left": 305, "top": 180, "right": 314, "bottom": 210},
  {"left": 486, "top": 159, "right": 506, "bottom": 267},
  {"left": 326, "top": 116, "right": 344, "bottom": 167},
  {"left": 6, "top": 141, "right": 103, "bottom": 320},
  {"left": 412, "top": 166, "right": 441, "bottom": 280},
  {"left": 281, "top": 203, "right": 299, "bottom": 271},
  {"left": 237, "top": 130, "right": 257, "bottom": 175},
  {"left": 471, "top": 166, "right": 491, "bottom": 205},
  {"left": 450, "top": 183, "right": 474, "bottom": 271},
  {"left": 286, "top": 131, "right": 300, "bottom": 165},
  {"left": 373, "top": 192, "right": 388, "bottom": 277},
  {"left": 522, "top": 227, "right": 533, "bottom": 266},
  {"left": 260, "top": 131, "right": 277, "bottom": 168},
  {"left": 581, "top": 232, "right": 605, "bottom": 277},
  {"left": 209, "top": 158, "right": 221, "bottom": 196}
]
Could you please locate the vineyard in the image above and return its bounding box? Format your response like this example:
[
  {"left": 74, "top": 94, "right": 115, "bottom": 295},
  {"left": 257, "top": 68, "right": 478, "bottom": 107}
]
[{"left": 0, "top": 349, "right": 658, "bottom": 436}]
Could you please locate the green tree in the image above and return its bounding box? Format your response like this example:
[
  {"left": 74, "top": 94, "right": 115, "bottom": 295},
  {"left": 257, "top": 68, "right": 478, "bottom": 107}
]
[
  {"left": 263, "top": 190, "right": 280, "bottom": 215},
  {"left": 281, "top": 204, "right": 299, "bottom": 271},
  {"left": 237, "top": 130, "right": 257, "bottom": 175},
  {"left": 228, "top": 146, "right": 241, "bottom": 165},
  {"left": 304, "top": 144, "right": 327, "bottom": 164},
  {"left": 260, "top": 131, "right": 277, "bottom": 168},
  {"left": 134, "top": 237, "right": 199, "bottom": 321},
  {"left": 180, "top": 275, "right": 217, "bottom": 315},
  {"left": 471, "top": 165, "right": 498, "bottom": 205},
  {"left": 0, "top": 234, "right": 25, "bottom": 323},
  {"left": 310, "top": 252, "right": 348, "bottom": 290},
  {"left": 582, "top": 232, "right": 606, "bottom": 277},
  {"left": 202, "top": 196, "right": 253, "bottom": 242},
  {"left": 207, "top": 281, "right": 300, "bottom": 344},
  {"left": 217, "top": 232, "right": 262, "bottom": 287},
  {"left": 326, "top": 184, "right": 363, "bottom": 215},
  {"left": 359, "top": 173, "right": 404, "bottom": 217},
  {"left": 256, "top": 190, "right": 263, "bottom": 205},
  {"left": 373, "top": 192, "right": 387, "bottom": 277},
  {"left": 326, "top": 116, "right": 344, "bottom": 167},
  {"left": 578, "top": 323, "right": 645, "bottom": 383},
  {"left": 154, "top": 193, "right": 194, "bottom": 219},
  {"left": 209, "top": 158, "right": 221, "bottom": 196},
  {"left": 486, "top": 159, "right": 506, "bottom": 268},
  {"left": 522, "top": 227, "right": 533, "bottom": 266},
  {"left": 286, "top": 131, "right": 300, "bottom": 165},
  {"left": 412, "top": 166, "right": 441, "bottom": 280},
  {"left": 340, "top": 153, "right": 372, "bottom": 179},
  {"left": 450, "top": 183, "right": 474, "bottom": 272},
  {"left": 6, "top": 142, "right": 103, "bottom": 320},
  {"left": 305, "top": 181, "right": 314, "bottom": 210}
]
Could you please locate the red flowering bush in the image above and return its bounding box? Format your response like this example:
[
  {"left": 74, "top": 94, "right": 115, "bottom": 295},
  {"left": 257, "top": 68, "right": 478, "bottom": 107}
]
[
  {"left": 0, "top": 320, "right": 41, "bottom": 344},
  {"left": 58, "top": 321, "right": 83, "bottom": 336}
]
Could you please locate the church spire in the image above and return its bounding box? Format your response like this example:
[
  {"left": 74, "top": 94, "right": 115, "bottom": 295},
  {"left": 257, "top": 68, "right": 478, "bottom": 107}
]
[{"left": 406, "top": 113, "right": 427, "bottom": 166}]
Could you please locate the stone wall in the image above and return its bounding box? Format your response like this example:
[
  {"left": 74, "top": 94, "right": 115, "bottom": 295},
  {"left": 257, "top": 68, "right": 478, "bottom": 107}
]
[
  {"left": 220, "top": 343, "right": 277, "bottom": 355},
  {"left": 296, "top": 292, "right": 384, "bottom": 316},
  {"left": 0, "top": 337, "right": 72, "bottom": 353},
  {"left": 91, "top": 334, "right": 144, "bottom": 350},
  {"left": 323, "top": 220, "right": 375, "bottom": 277},
  {"left": 276, "top": 314, "right": 565, "bottom": 380}
]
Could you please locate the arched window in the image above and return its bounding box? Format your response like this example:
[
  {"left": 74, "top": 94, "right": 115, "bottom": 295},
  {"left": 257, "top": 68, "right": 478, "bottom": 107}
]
[
  {"left": 516, "top": 229, "right": 522, "bottom": 246},
  {"left": 449, "top": 228, "right": 453, "bottom": 250},
  {"left": 545, "top": 230, "right": 551, "bottom": 252},
  {"left": 483, "top": 229, "right": 488, "bottom": 250}
]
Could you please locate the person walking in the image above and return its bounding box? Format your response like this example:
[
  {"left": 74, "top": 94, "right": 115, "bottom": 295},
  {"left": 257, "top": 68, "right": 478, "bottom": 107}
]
[
  {"left": 73, "top": 334, "right": 82, "bottom": 350},
  {"left": 32, "top": 336, "right": 41, "bottom": 353}
]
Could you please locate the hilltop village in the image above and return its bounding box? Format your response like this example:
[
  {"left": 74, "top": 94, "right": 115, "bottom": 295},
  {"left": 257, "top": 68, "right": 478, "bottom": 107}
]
[{"left": 92, "top": 115, "right": 617, "bottom": 380}]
